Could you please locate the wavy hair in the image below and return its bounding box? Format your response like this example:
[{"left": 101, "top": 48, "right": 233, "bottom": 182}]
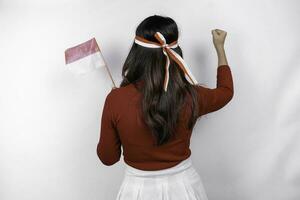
[{"left": 120, "top": 15, "right": 200, "bottom": 146}]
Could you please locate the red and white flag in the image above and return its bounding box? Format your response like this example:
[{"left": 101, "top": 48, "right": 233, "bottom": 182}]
[{"left": 64, "top": 38, "right": 116, "bottom": 86}]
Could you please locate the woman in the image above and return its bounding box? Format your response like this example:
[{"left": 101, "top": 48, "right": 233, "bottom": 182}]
[{"left": 97, "top": 15, "right": 234, "bottom": 200}]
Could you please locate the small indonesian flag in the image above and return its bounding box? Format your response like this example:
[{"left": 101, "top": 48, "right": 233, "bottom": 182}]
[{"left": 64, "top": 38, "right": 116, "bottom": 87}]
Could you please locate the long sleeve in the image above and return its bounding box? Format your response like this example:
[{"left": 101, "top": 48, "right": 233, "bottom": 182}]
[
  {"left": 195, "top": 65, "right": 234, "bottom": 116},
  {"left": 96, "top": 90, "right": 121, "bottom": 166}
]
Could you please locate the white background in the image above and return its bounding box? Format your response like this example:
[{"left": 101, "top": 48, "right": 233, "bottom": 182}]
[{"left": 0, "top": 0, "right": 299, "bottom": 199}]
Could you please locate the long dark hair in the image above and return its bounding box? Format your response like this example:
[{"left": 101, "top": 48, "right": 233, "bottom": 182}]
[{"left": 120, "top": 15, "right": 201, "bottom": 146}]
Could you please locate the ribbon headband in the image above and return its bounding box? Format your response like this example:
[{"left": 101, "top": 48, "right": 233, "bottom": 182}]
[{"left": 134, "top": 31, "right": 198, "bottom": 92}]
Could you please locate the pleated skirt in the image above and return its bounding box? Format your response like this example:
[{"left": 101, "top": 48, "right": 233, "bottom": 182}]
[{"left": 115, "top": 156, "right": 209, "bottom": 200}]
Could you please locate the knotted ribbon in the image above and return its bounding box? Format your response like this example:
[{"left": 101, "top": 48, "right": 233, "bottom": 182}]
[{"left": 134, "top": 31, "right": 198, "bottom": 92}]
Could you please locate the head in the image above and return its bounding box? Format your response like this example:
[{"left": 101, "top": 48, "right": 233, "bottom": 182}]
[{"left": 120, "top": 15, "right": 200, "bottom": 146}]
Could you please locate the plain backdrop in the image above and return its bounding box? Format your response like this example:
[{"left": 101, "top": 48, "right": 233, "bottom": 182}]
[{"left": 0, "top": 0, "right": 299, "bottom": 199}]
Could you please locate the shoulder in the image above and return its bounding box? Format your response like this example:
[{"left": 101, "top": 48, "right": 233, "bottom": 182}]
[
  {"left": 104, "top": 84, "right": 135, "bottom": 105},
  {"left": 192, "top": 83, "right": 211, "bottom": 95}
]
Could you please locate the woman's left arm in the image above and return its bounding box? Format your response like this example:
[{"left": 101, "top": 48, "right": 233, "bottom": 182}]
[{"left": 96, "top": 91, "right": 121, "bottom": 166}]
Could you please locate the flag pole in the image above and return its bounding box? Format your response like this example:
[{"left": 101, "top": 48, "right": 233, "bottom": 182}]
[{"left": 100, "top": 53, "right": 117, "bottom": 89}]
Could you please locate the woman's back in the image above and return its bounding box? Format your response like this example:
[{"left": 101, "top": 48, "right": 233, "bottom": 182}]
[{"left": 97, "top": 64, "right": 233, "bottom": 170}]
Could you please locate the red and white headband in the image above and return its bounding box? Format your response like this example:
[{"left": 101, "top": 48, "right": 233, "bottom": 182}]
[{"left": 134, "top": 31, "right": 198, "bottom": 92}]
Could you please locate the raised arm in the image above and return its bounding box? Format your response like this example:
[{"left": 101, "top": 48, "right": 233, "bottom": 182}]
[{"left": 195, "top": 29, "right": 234, "bottom": 116}]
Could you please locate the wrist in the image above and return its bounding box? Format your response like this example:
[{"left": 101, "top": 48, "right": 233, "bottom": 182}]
[{"left": 215, "top": 46, "right": 225, "bottom": 52}]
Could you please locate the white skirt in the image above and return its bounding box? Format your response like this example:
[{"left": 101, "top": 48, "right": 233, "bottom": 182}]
[{"left": 115, "top": 156, "right": 209, "bottom": 200}]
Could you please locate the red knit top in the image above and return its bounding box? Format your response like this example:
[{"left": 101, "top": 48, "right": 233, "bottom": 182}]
[{"left": 97, "top": 65, "right": 234, "bottom": 170}]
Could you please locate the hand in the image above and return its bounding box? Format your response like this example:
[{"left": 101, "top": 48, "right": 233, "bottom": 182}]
[{"left": 212, "top": 29, "right": 227, "bottom": 50}]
